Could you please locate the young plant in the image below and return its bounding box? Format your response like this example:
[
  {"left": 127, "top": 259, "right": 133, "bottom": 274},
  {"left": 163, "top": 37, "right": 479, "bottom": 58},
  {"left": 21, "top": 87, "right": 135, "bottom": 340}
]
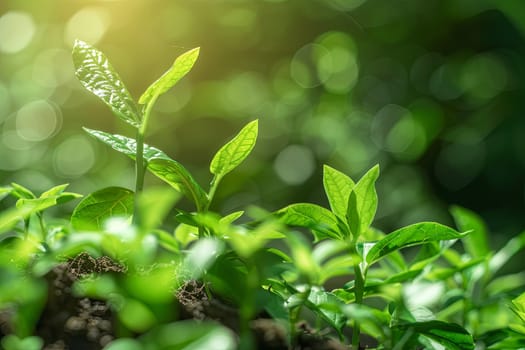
[
  {"left": 276, "top": 164, "right": 471, "bottom": 348},
  {"left": 73, "top": 40, "right": 199, "bottom": 223},
  {"left": 73, "top": 40, "right": 258, "bottom": 234}
]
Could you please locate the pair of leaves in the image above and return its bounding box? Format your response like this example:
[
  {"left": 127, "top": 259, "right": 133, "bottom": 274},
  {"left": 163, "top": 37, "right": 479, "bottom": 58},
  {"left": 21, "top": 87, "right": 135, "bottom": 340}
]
[
  {"left": 73, "top": 40, "right": 199, "bottom": 128},
  {"left": 84, "top": 128, "right": 208, "bottom": 210},
  {"left": 323, "top": 164, "right": 379, "bottom": 239},
  {"left": 84, "top": 120, "right": 259, "bottom": 211},
  {"left": 278, "top": 165, "right": 379, "bottom": 242}
]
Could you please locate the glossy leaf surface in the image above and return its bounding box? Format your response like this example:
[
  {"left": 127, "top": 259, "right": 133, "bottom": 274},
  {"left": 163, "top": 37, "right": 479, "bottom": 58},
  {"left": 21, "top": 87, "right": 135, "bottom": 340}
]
[
  {"left": 83, "top": 128, "right": 168, "bottom": 161},
  {"left": 73, "top": 40, "right": 140, "bottom": 127}
]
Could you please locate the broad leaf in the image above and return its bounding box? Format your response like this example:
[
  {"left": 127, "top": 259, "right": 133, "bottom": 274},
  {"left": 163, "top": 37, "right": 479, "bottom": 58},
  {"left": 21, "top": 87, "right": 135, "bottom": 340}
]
[
  {"left": 148, "top": 158, "right": 208, "bottom": 211},
  {"left": 210, "top": 120, "right": 258, "bottom": 178},
  {"left": 276, "top": 203, "right": 341, "bottom": 241},
  {"left": 139, "top": 47, "right": 200, "bottom": 105},
  {"left": 450, "top": 205, "right": 489, "bottom": 258},
  {"left": 83, "top": 128, "right": 168, "bottom": 161},
  {"left": 365, "top": 222, "right": 466, "bottom": 265},
  {"left": 346, "top": 165, "right": 379, "bottom": 238},
  {"left": 73, "top": 40, "right": 140, "bottom": 128},
  {"left": 71, "top": 187, "right": 134, "bottom": 230},
  {"left": 393, "top": 321, "right": 474, "bottom": 350},
  {"left": 323, "top": 165, "right": 355, "bottom": 219}
]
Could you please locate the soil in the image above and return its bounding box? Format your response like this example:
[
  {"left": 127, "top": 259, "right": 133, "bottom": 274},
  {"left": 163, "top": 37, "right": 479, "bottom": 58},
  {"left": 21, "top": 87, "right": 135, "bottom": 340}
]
[{"left": 2, "top": 252, "right": 350, "bottom": 350}]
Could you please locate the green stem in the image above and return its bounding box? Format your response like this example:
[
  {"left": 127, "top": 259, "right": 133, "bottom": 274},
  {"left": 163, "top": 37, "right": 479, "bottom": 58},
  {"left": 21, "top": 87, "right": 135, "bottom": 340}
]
[
  {"left": 205, "top": 174, "right": 223, "bottom": 211},
  {"left": 352, "top": 264, "right": 365, "bottom": 349},
  {"left": 133, "top": 95, "right": 159, "bottom": 226}
]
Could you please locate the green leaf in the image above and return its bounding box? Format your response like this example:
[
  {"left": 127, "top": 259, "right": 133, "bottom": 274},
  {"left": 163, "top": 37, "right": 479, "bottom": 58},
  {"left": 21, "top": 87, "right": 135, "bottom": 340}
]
[
  {"left": 10, "top": 183, "right": 35, "bottom": 200},
  {"left": 393, "top": 321, "right": 474, "bottom": 350},
  {"left": 219, "top": 211, "right": 244, "bottom": 225},
  {"left": 71, "top": 187, "right": 134, "bottom": 231},
  {"left": 450, "top": 205, "right": 490, "bottom": 258},
  {"left": 0, "top": 186, "right": 12, "bottom": 201},
  {"left": 346, "top": 165, "right": 379, "bottom": 238},
  {"left": 16, "top": 184, "right": 82, "bottom": 211},
  {"left": 139, "top": 321, "right": 236, "bottom": 350},
  {"left": 210, "top": 120, "right": 258, "bottom": 178},
  {"left": 276, "top": 203, "right": 341, "bottom": 241},
  {"left": 306, "top": 287, "right": 347, "bottom": 335},
  {"left": 148, "top": 158, "right": 208, "bottom": 211},
  {"left": 365, "top": 222, "right": 466, "bottom": 265},
  {"left": 83, "top": 128, "right": 207, "bottom": 210},
  {"left": 139, "top": 47, "right": 200, "bottom": 105},
  {"left": 83, "top": 128, "right": 168, "bottom": 161},
  {"left": 323, "top": 165, "right": 355, "bottom": 219},
  {"left": 489, "top": 230, "right": 525, "bottom": 275},
  {"left": 73, "top": 40, "right": 140, "bottom": 127}
]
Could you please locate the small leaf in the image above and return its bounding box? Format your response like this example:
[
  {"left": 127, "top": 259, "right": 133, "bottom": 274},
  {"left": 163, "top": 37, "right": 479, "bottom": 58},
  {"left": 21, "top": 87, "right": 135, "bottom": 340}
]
[
  {"left": 210, "top": 120, "right": 258, "bottom": 178},
  {"left": 450, "top": 205, "right": 490, "bottom": 258},
  {"left": 10, "top": 183, "right": 35, "bottom": 200},
  {"left": 83, "top": 128, "right": 168, "bottom": 161},
  {"left": 365, "top": 222, "right": 466, "bottom": 265},
  {"left": 489, "top": 230, "right": 525, "bottom": 275},
  {"left": 276, "top": 203, "right": 341, "bottom": 241},
  {"left": 71, "top": 187, "right": 134, "bottom": 231},
  {"left": 346, "top": 165, "right": 379, "bottom": 238},
  {"left": 393, "top": 321, "right": 474, "bottom": 350},
  {"left": 73, "top": 40, "right": 140, "bottom": 127},
  {"left": 219, "top": 211, "right": 244, "bottom": 225},
  {"left": 139, "top": 47, "right": 200, "bottom": 105},
  {"left": 148, "top": 158, "right": 208, "bottom": 211},
  {"left": 323, "top": 165, "right": 355, "bottom": 219}
]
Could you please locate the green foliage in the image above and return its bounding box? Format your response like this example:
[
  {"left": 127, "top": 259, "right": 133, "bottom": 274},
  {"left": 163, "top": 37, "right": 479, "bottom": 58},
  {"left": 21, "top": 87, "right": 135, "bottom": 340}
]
[
  {"left": 1, "top": 42, "right": 524, "bottom": 350},
  {"left": 73, "top": 40, "right": 140, "bottom": 128}
]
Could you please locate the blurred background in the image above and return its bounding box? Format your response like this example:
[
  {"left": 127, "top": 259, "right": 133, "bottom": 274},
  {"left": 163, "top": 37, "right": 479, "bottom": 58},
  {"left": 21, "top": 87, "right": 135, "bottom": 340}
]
[{"left": 0, "top": 0, "right": 524, "bottom": 241}]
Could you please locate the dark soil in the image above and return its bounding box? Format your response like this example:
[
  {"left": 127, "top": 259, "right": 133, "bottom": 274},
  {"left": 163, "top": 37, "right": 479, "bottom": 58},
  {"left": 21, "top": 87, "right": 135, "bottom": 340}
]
[{"left": 4, "top": 253, "right": 349, "bottom": 350}]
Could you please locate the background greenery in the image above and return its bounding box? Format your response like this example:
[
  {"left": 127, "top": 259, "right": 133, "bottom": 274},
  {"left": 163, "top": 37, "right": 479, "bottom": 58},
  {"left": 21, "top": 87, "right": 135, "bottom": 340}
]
[{"left": 0, "top": 0, "right": 524, "bottom": 241}]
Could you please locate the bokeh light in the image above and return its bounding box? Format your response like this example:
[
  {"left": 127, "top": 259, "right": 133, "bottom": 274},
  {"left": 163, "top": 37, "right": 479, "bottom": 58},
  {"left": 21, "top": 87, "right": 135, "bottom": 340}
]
[
  {"left": 0, "top": 0, "right": 522, "bottom": 235},
  {"left": 0, "top": 11, "right": 35, "bottom": 54},
  {"left": 65, "top": 7, "right": 110, "bottom": 45}
]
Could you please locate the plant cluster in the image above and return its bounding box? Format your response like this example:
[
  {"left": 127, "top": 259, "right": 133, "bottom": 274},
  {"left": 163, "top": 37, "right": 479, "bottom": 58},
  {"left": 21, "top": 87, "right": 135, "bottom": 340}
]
[{"left": 0, "top": 41, "right": 524, "bottom": 350}]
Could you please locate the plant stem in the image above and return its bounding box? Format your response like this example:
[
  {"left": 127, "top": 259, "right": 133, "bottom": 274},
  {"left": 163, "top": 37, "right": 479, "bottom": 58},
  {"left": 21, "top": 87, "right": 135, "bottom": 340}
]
[
  {"left": 205, "top": 175, "right": 223, "bottom": 211},
  {"left": 352, "top": 264, "right": 365, "bottom": 349},
  {"left": 133, "top": 95, "right": 158, "bottom": 226}
]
